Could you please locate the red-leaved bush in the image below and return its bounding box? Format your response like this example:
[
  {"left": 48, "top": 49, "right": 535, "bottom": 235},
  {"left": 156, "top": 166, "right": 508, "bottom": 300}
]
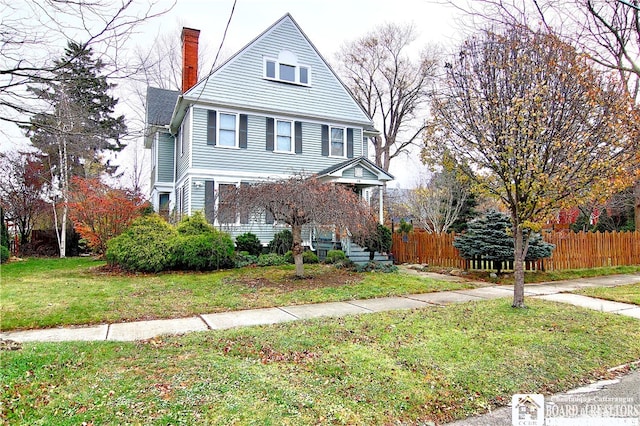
[{"left": 68, "top": 177, "right": 146, "bottom": 255}]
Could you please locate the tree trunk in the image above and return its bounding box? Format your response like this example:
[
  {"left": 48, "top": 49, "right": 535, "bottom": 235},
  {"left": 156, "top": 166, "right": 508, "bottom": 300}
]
[
  {"left": 635, "top": 181, "right": 640, "bottom": 231},
  {"left": 292, "top": 225, "right": 304, "bottom": 277},
  {"left": 512, "top": 223, "right": 526, "bottom": 308}
]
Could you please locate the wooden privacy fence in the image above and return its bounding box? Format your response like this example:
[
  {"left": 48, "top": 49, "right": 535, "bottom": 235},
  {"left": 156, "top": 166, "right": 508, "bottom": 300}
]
[{"left": 391, "top": 230, "right": 640, "bottom": 271}]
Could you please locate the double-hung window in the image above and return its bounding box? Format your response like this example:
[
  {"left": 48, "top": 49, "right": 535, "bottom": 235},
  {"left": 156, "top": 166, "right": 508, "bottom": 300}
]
[
  {"left": 264, "top": 51, "right": 310, "bottom": 86},
  {"left": 218, "top": 113, "right": 237, "bottom": 147},
  {"left": 276, "top": 120, "right": 292, "bottom": 152},
  {"left": 217, "top": 183, "right": 237, "bottom": 224},
  {"left": 330, "top": 127, "right": 345, "bottom": 157}
]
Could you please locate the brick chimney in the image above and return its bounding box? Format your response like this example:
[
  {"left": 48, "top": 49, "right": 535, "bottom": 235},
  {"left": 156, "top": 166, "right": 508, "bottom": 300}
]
[{"left": 181, "top": 27, "right": 200, "bottom": 93}]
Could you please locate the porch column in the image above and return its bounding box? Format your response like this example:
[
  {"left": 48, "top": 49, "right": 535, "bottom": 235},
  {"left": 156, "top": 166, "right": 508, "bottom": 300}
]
[{"left": 378, "top": 186, "right": 384, "bottom": 224}]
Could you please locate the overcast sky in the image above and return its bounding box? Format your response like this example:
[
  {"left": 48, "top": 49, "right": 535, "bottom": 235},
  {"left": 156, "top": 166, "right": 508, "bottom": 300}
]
[
  {"left": 141, "top": 0, "right": 461, "bottom": 187},
  {"left": 5, "top": 0, "right": 463, "bottom": 189}
]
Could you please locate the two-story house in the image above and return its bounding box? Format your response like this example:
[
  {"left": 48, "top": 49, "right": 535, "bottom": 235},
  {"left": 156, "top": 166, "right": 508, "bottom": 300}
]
[{"left": 145, "top": 13, "right": 393, "bottom": 257}]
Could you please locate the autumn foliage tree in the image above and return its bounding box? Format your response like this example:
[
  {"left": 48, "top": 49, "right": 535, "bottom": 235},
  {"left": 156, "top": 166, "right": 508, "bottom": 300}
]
[
  {"left": 424, "top": 25, "right": 638, "bottom": 307},
  {"left": 449, "top": 0, "right": 640, "bottom": 230},
  {"left": 0, "top": 152, "right": 48, "bottom": 250},
  {"left": 68, "top": 177, "right": 145, "bottom": 255},
  {"left": 235, "top": 175, "right": 376, "bottom": 277}
]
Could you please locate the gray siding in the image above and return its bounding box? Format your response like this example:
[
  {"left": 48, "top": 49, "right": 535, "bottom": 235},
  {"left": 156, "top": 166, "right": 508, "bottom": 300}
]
[
  {"left": 191, "top": 108, "right": 364, "bottom": 175},
  {"left": 176, "top": 109, "right": 191, "bottom": 180},
  {"left": 342, "top": 167, "right": 378, "bottom": 181},
  {"left": 190, "top": 183, "right": 205, "bottom": 215},
  {"left": 362, "top": 134, "right": 368, "bottom": 158},
  {"left": 157, "top": 132, "right": 175, "bottom": 183},
  {"left": 186, "top": 17, "right": 371, "bottom": 125}
]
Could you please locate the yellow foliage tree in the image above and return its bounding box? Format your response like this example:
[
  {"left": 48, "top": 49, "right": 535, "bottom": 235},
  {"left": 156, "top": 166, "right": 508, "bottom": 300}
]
[{"left": 424, "top": 25, "right": 639, "bottom": 307}]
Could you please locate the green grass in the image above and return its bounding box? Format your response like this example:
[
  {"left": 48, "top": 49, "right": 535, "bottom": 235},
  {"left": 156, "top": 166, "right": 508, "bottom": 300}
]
[
  {"left": 573, "top": 283, "right": 640, "bottom": 305},
  {"left": 0, "top": 258, "right": 472, "bottom": 331},
  {"left": 458, "top": 265, "right": 640, "bottom": 285},
  {"left": 2, "top": 299, "right": 639, "bottom": 425}
]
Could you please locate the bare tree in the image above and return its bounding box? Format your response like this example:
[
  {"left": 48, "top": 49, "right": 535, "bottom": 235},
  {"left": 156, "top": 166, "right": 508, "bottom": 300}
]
[
  {"left": 425, "top": 25, "right": 638, "bottom": 307},
  {"left": 0, "top": 0, "right": 173, "bottom": 130},
  {"left": 236, "top": 175, "right": 375, "bottom": 277},
  {"left": 336, "top": 23, "right": 439, "bottom": 171},
  {"left": 404, "top": 170, "right": 470, "bottom": 234}
]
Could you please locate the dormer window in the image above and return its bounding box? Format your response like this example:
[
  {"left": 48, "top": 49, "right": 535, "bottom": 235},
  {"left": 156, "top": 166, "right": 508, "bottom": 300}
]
[{"left": 264, "top": 50, "right": 310, "bottom": 86}]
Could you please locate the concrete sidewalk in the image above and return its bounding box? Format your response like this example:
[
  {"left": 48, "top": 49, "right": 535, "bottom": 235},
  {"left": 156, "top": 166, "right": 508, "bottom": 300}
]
[{"left": 1, "top": 273, "right": 639, "bottom": 343}]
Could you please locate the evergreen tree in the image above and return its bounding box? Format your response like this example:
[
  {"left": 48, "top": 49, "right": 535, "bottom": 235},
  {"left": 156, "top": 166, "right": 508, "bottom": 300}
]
[
  {"left": 26, "top": 41, "right": 126, "bottom": 177},
  {"left": 361, "top": 224, "right": 393, "bottom": 261},
  {"left": 453, "top": 211, "right": 554, "bottom": 273},
  {"left": 23, "top": 41, "right": 126, "bottom": 257}
]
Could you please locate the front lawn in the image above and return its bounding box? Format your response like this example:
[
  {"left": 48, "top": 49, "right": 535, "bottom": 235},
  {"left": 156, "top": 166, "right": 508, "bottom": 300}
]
[
  {"left": 0, "top": 257, "right": 474, "bottom": 331},
  {"left": 573, "top": 283, "right": 640, "bottom": 305},
  {"left": 2, "top": 299, "right": 639, "bottom": 425},
  {"left": 433, "top": 265, "right": 640, "bottom": 285}
]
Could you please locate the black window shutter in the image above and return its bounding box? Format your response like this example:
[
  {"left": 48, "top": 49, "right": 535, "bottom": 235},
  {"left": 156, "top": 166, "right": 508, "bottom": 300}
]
[
  {"left": 204, "top": 180, "right": 215, "bottom": 223},
  {"left": 265, "top": 209, "right": 274, "bottom": 224},
  {"left": 321, "top": 125, "right": 329, "bottom": 156},
  {"left": 347, "top": 128, "right": 354, "bottom": 158},
  {"left": 239, "top": 114, "right": 248, "bottom": 149},
  {"left": 239, "top": 182, "right": 249, "bottom": 224},
  {"left": 266, "top": 118, "right": 274, "bottom": 151},
  {"left": 294, "top": 121, "right": 302, "bottom": 154},
  {"left": 207, "top": 110, "right": 217, "bottom": 145}
]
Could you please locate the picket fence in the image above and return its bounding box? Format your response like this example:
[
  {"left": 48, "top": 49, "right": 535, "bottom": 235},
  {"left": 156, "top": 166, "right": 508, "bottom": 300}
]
[{"left": 391, "top": 230, "right": 640, "bottom": 271}]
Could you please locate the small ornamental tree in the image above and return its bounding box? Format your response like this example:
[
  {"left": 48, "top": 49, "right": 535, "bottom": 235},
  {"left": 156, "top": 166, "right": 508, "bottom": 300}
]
[
  {"left": 68, "top": 177, "right": 144, "bottom": 255},
  {"left": 425, "top": 25, "right": 638, "bottom": 307},
  {"left": 235, "top": 175, "right": 375, "bottom": 277},
  {"left": 0, "top": 152, "right": 48, "bottom": 249},
  {"left": 453, "top": 211, "right": 554, "bottom": 273},
  {"left": 357, "top": 224, "right": 392, "bottom": 261},
  {"left": 268, "top": 230, "right": 293, "bottom": 255}
]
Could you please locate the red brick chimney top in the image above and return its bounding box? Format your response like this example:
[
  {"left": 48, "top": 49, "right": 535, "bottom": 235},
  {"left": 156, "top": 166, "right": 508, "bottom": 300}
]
[{"left": 181, "top": 27, "right": 201, "bottom": 93}]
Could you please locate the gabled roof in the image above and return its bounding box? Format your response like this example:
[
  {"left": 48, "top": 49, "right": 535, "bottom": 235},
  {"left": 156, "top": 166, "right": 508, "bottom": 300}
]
[
  {"left": 172, "top": 13, "right": 376, "bottom": 132},
  {"left": 146, "top": 86, "right": 180, "bottom": 126},
  {"left": 317, "top": 156, "right": 394, "bottom": 183}
]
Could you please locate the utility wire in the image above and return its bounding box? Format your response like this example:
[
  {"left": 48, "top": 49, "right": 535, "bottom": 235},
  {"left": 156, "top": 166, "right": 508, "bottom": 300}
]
[{"left": 193, "top": 0, "right": 237, "bottom": 102}]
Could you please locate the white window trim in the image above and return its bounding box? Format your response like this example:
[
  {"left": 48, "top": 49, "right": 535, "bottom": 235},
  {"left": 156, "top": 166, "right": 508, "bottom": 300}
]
[
  {"left": 178, "top": 124, "right": 184, "bottom": 157},
  {"left": 274, "top": 119, "right": 294, "bottom": 154},
  {"left": 263, "top": 57, "right": 311, "bottom": 86},
  {"left": 217, "top": 111, "right": 240, "bottom": 149},
  {"left": 329, "top": 126, "right": 346, "bottom": 158}
]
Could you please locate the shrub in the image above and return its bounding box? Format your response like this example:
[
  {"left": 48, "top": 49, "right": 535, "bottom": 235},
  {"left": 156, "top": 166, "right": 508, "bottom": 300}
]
[
  {"left": 234, "top": 251, "right": 259, "bottom": 268},
  {"left": 106, "top": 215, "right": 177, "bottom": 272},
  {"left": 324, "top": 249, "right": 347, "bottom": 264},
  {"left": 176, "top": 211, "right": 213, "bottom": 235},
  {"left": 285, "top": 250, "right": 319, "bottom": 264},
  {"left": 173, "top": 213, "right": 234, "bottom": 270},
  {"left": 173, "top": 232, "right": 235, "bottom": 271},
  {"left": 355, "top": 261, "right": 398, "bottom": 273},
  {"left": 303, "top": 250, "right": 319, "bottom": 264},
  {"left": 235, "top": 232, "right": 263, "bottom": 256},
  {"left": 1, "top": 245, "right": 9, "bottom": 263},
  {"left": 268, "top": 229, "right": 293, "bottom": 255},
  {"left": 453, "top": 210, "right": 555, "bottom": 272},
  {"left": 257, "top": 253, "right": 288, "bottom": 267}
]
